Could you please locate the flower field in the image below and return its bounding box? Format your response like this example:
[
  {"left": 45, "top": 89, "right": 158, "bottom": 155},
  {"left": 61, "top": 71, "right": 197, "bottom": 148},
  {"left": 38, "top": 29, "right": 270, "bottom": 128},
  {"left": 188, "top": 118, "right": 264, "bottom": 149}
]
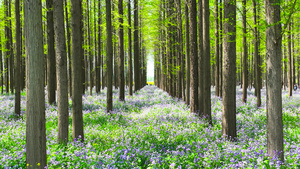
[{"left": 1, "top": 85, "right": 300, "bottom": 168}]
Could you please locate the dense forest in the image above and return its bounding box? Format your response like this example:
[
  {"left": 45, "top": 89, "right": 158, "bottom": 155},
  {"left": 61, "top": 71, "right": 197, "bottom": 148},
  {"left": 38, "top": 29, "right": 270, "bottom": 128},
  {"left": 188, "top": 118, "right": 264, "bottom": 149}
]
[{"left": 0, "top": 0, "right": 300, "bottom": 168}]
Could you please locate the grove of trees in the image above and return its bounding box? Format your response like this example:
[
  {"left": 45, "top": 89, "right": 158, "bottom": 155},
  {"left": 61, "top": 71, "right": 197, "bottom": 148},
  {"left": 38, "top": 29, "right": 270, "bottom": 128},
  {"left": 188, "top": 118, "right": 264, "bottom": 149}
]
[{"left": 0, "top": 0, "right": 298, "bottom": 167}]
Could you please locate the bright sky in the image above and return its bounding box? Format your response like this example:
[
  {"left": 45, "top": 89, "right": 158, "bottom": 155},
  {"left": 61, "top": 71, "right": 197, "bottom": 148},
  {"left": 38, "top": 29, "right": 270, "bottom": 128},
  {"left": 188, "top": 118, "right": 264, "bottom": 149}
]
[{"left": 147, "top": 54, "right": 154, "bottom": 79}]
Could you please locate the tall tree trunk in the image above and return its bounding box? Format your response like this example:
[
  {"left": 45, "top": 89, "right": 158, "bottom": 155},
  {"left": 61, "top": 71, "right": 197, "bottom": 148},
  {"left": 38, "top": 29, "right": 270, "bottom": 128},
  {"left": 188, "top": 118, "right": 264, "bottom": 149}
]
[
  {"left": 64, "top": 0, "right": 72, "bottom": 97},
  {"left": 176, "top": 0, "right": 183, "bottom": 99},
  {"left": 113, "top": 1, "right": 118, "bottom": 90},
  {"left": 119, "top": 0, "right": 125, "bottom": 101},
  {"left": 134, "top": 0, "right": 140, "bottom": 92},
  {"left": 265, "top": 0, "right": 284, "bottom": 160},
  {"left": 189, "top": 0, "right": 198, "bottom": 113},
  {"left": 21, "top": 5, "right": 26, "bottom": 91},
  {"left": 214, "top": 0, "right": 219, "bottom": 97},
  {"left": 106, "top": 0, "right": 113, "bottom": 112},
  {"left": 253, "top": 0, "right": 261, "bottom": 107},
  {"left": 24, "top": 0, "right": 47, "bottom": 166},
  {"left": 4, "top": 0, "right": 9, "bottom": 94},
  {"left": 288, "top": 23, "right": 292, "bottom": 96},
  {"left": 222, "top": 0, "right": 236, "bottom": 140},
  {"left": 198, "top": 0, "right": 203, "bottom": 112},
  {"left": 71, "top": 0, "right": 84, "bottom": 141},
  {"left": 8, "top": 0, "right": 14, "bottom": 94},
  {"left": 203, "top": 0, "right": 211, "bottom": 122},
  {"left": 54, "top": 0, "right": 69, "bottom": 145},
  {"left": 87, "top": 0, "right": 93, "bottom": 95},
  {"left": 242, "top": 0, "right": 248, "bottom": 103},
  {"left": 185, "top": 3, "right": 190, "bottom": 105},
  {"left": 81, "top": 2, "right": 86, "bottom": 94},
  {"left": 47, "top": 0, "right": 56, "bottom": 104},
  {"left": 128, "top": 0, "right": 133, "bottom": 96},
  {"left": 94, "top": 0, "right": 97, "bottom": 93},
  {"left": 219, "top": 0, "right": 223, "bottom": 98},
  {"left": 97, "top": 0, "right": 102, "bottom": 94},
  {"left": 15, "top": 0, "right": 21, "bottom": 116}
]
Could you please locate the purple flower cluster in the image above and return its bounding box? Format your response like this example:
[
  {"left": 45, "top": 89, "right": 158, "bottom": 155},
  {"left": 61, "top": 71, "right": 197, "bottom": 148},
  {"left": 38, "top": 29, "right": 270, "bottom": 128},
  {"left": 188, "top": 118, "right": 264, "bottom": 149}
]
[{"left": 1, "top": 86, "right": 300, "bottom": 168}]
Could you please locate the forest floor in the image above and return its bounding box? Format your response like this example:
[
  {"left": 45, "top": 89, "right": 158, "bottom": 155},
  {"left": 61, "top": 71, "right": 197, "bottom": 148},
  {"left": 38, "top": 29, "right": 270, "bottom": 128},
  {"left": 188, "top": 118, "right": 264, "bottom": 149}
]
[{"left": 1, "top": 85, "right": 300, "bottom": 168}]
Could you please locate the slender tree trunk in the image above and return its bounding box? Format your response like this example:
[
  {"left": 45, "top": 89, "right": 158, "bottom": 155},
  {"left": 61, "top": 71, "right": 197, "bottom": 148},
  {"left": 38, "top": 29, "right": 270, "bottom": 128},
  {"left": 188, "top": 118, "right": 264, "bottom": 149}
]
[
  {"left": 97, "top": 0, "right": 102, "bottom": 94},
  {"left": 87, "top": 0, "right": 93, "bottom": 95},
  {"left": 215, "top": 0, "right": 219, "bottom": 97},
  {"left": 81, "top": 2, "right": 86, "bottom": 95},
  {"left": 47, "top": 0, "right": 56, "bottom": 104},
  {"left": 176, "top": 0, "right": 183, "bottom": 99},
  {"left": 0, "top": 35, "right": 2, "bottom": 94},
  {"left": 106, "top": 0, "right": 113, "bottom": 112},
  {"left": 71, "top": 0, "right": 84, "bottom": 141},
  {"left": 253, "top": 0, "right": 261, "bottom": 107},
  {"left": 4, "top": 0, "right": 9, "bottom": 94},
  {"left": 222, "top": 0, "right": 237, "bottom": 140},
  {"left": 128, "top": 0, "right": 133, "bottom": 96},
  {"left": 8, "top": 0, "right": 14, "bottom": 94},
  {"left": 265, "top": 0, "right": 283, "bottom": 160},
  {"left": 242, "top": 0, "right": 248, "bottom": 103},
  {"left": 54, "top": 0, "right": 69, "bottom": 145},
  {"left": 189, "top": 0, "right": 198, "bottom": 113},
  {"left": 94, "top": 0, "right": 97, "bottom": 93},
  {"left": 284, "top": 43, "right": 287, "bottom": 90},
  {"left": 24, "top": 0, "right": 47, "bottom": 166},
  {"left": 203, "top": 0, "right": 211, "bottom": 122},
  {"left": 185, "top": 3, "right": 190, "bottom": 105},
  {"left": 134, "top": 0, "right": 140, "bottom": 92},
  {"left": 118, "top": 0, "right": 125, "bottom": 101},
  {"left": 21, "top": 6, "right": 25, "bottom": 91},
  {"left": 288, "top": 22, "right": 293, "bottom": 96},
  {"left": 64, "top": 0, "right": 72, "bottom": 97},
  {"left": 198, "top": 0, "right": 203, "bottom": 112},
  {"left": 15, "top": 0, "right": 21, "bottom": 117},
  {"left": 219, "top": 0, "right": 223, "bottom": 98}
]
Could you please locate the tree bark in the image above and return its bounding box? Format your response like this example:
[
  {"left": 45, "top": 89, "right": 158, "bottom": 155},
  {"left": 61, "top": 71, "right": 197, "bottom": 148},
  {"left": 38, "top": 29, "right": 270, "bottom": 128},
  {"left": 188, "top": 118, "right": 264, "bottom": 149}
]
[
  {"left": 106, "top": 0, "right": 113, "bottom": 112},
  {"left": 214, "top": 0, "right": 219, "bottom": 97},
  {"left": 71, "top": 0, "right": 84, "bottom": 141},
  {"left": 265, "top": 0, "right": 284, "bottom": 160},
  {"left": 185, "top": 3, "right": 190, "bottom": 105},
  {"left": 198, "top": 0, "right": 203, "bottom": 112},
  {"left": 283, "top": 43, "right": 287, "bottom": 90},
  {"left": 222, "top": 0, "right": 237, "bottom": 140},
  {"left": 15, "top": 0, "right": 21, "bottom": 117},
  {"left": 128, "top": 0, "right": 133, "bottom": 96},
  {"left": 24, "top": 0, "right": 47, "bottom": 167},
  {"left": 119, "top": 0, "right": 125, "bottom": 101},
  {"left": 46, "top": 0, "right": 56, "bottom": 105},
  {"left": 219, "top": 0, "right": 223, "bottom": 98},
  {"left": 242, "top": 0, "right": 248, "bottom": 103},
  {"left": 189, "top": 0, "right": 198, "bottom": 113},
  {"left": 288, "top": 23, "right": 292, "bottom": 96},
  {"left": 176, "top": 0, "right": 183, "bottom": 99},
  {"left": 4, "top": 0, "right": 9, "bottom": 94},
  {"left": 54, "top": 0, "right": 69, "bottom": 145},
  {"left": 97, "top": 0, "right": 102, "bottom": 94},
  {"left": 134, "top": 0, "right": 141, "bottom": 92},
  {"left": 253, "top": 0, "right": 261, "bottom": 107},
  {"left": 64, "top": 0, "right": 72, "bottom": 97},
  {"left": 203, "top": 0, "right": 211, "bottom": 122},
  {"left": 8, "top": 0, "right": 14, "bottom": 94}
]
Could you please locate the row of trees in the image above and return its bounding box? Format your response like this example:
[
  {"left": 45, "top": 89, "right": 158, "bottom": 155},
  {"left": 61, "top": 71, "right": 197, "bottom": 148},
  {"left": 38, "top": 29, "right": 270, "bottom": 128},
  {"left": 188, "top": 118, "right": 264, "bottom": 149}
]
[
  {"left": 2, "top": 0, "right": 299, "bottom": 167},
  {"left": 153, "top": 0, "right": 299, "bottom": 163},
  {"left": 7, "top": 0, "right": 149, "bottom": 167}
]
